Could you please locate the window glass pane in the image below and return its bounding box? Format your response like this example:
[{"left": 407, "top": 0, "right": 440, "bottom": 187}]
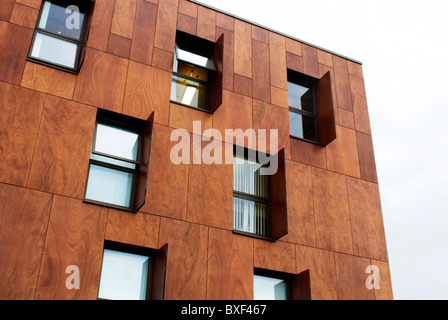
[
  {"left": 254, "top": 275, "right": 288, "bottom": 300},
  {"left": 233, "top": 155, "right": 267, "bottom": 198},
  {"left": 98, "top": 249, "right": 149, "bottom": 300},
  {"left": 289, "top": 111, "right": 303, "bottom": 139},
  {"left": 31, "top": 31, "right": 78, "bottom": 68},
  {"left": 171, "top": 75, "right": 207, "bottom": 110},
  {"left": 233, "top": 197, "right": 267, "bottom": 236},
  {"left": 289, "top": 111, "right": 317, "bottom": 142},
  {"left": 85, "top": 164, "right": 133, "bottom": 208},
  {"left": 38, "top": 1, "right": 85, "bottom": 40},
  {"left": 94, "top": 123, "right": 139, "bottom": 161},
  {"left": 288, "top": 81, "right": 314, "bottom": 113}
]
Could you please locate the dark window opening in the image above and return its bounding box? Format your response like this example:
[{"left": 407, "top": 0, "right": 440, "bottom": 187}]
[
  {"left": 28, "top": 0, "right": 94, "bottom": 73},
  {"left": 170, "top": 30, "right": 223, "bottom": 112}
]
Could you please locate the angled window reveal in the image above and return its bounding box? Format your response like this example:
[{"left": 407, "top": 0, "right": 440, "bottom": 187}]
[
  {"left": 98, "top": 241, "right": 168, "bottom": 300},
  {"left": 288, "top": 69, "right": 336, "bottom": 146},
  {"left": 28, "top": 0, "right": 95, "bottom": 73},
  {"left": 170, "top": 30, "right": 224, "bottom": 112},
  {"left": 84, "top": 109, "right": 154, "bottom": 212},
  {"left": 232, "top": 147, "right": 287, "bottom": 241},
  {"left": 253, "top": 268, "right": 311, "bottom": 301}
]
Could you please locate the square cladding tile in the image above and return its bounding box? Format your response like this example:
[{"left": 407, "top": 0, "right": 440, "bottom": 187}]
[{"left": 73, "top": 48, "right": 128, "bottom": 113}]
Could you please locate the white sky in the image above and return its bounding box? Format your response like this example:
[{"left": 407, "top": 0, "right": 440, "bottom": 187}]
[{"left": 196, "top": 0, "right": 448, "bottom": 300}]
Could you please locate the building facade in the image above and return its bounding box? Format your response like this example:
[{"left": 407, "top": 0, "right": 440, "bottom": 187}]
[{"left": 0, "top": 0, "right": 393, "bottom": 300}]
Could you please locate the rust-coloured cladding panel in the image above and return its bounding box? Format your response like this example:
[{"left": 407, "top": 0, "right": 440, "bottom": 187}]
[
  {"left": 296, "top": 245, "right": 338, "bottom": 300},
  {"left": 142, "top": 123, "right": 189, "bottom": 220},
  {"left": 0, "top": 21, "right": 32, "bottom": 85},
  {"left": 207, "top": 228, "right": 254, "bottom": 300},
  {"left": 252, "top": 40, "right": 271, "bottom": 103},
  {"left": 123, "top": 61, "right": 171, "bottom": 125},
  {"left": 283, "top": 160, "right": 315, "bottom": 246},
  {"left": 106, "top": 209, "right": 160, "bottom": 249},
  {"left": 73, "top": 48, "right": 129, "bottom": 113},
  {"left": 335, "top": 253, "right": 374, "bottom": 300},
  {"left": 130, "top": 0, "right": 157, "bottom": 65},
  {"left": 111, "top": 0, "right": 137, "bottom": 39},
  {"left": 0, "top": 0, "right": 15, "bottom": 21},
  {"left": 234, "top": 20, "right": 252, "bottom": 79},
  {"left": 36, "top": 195, "right": 107, "bottom": 300},
  {"left": 87, "top": 0, "right": 114, "bottom": 51},
  {"left": 0, "top": 82, "right": 45, "bottom": 186},
  {"left": 158, "top": 218, "right": 208, "bottom": 300},
  {"left": 347, "top": 178, "right": 388, "bottom": 261},
  {"left": 0, "top": 184, "right": 52, "bottom": 300},
  {"left": 21, "top": 62, "right": 77, "bottom": 99},
  {"left": 312, "top": 168, "right": 354, "bottom": 255},
  {"left": 27, "top": 96, "right": 97, "bottom": 199},
  {"left": 269, "top": 32, "right": 287, "bottom": 90},
  {"left": 254, "top": 240, "right": 296, "bottom": 275},
  {"left": 154, "top": 0, "right": 178, "bottom": 52}
]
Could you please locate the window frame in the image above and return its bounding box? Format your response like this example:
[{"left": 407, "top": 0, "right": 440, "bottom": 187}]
[
  {"left": 232, "top": 146, "right": 271, "bottom": 240},
  {"left": 253, "top": 268, "right": 294, "bottom": 300},
  {"left": 287, "top": 70, "right": 320, "bottom": 144},
  {"left": 98, "top": 241, "right": 168, "bottom": 301},
  {"left": 172, "top": 46, "right": 212, "bottom": 112},
  {"left": 170, "top": 30, "right": 224, "bottom": 113},
  {"left": 83, "top": 109, "right": 153, "bottom": 213},
  {"left": 27, "top": 0, "right": 94, "bottom": 74}
]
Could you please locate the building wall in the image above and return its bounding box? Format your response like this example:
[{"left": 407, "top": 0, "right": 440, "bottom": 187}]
[{"left": 0, "top": 0, "right": 393, "bottom": 300}]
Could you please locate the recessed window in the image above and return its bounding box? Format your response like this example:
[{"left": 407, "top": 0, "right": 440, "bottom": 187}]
[
  {"left": 254, "top": 270, "right": 291, "bottom": 300},
  {"left": 288, "top": 76, "right": 318, "bottom": 143},
  {"left": 84, "top": 109, "right": 154, "bottom": 212},
  {"left": 98, "top": 242, "right": 168, "bottom": 300},
  {"left": 232, "top": 147, "right": 288, "bottom": 241},
  {"left": 288, "top": 69, "right": 337, "bottom": 146},
  {"left": 233, "top": 153, "right": 269, "bottom": 237},
  {"left": 28, "top": 0, "right": 94, "bottom": 73},
  {"left": 254, "top": 269, "right": 312, "bottom": 300},
  {"left": 170, "top": 30, "right": 224, "bottom": 112}
]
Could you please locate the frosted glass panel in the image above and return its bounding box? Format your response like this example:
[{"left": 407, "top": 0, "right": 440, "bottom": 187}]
[
  {"left": 85, "top": 164, "right": 133, "bottom": 208},
  {"left": 30, "top": 32, "right": 78, "bottom": 68},
  {"left": 94, "top": 124, "right": 139, "bottom": 161},
  {"left": 233, "top": 155, "right": 267, "bottom": 197},
  {"left": 233, "top": 197, "right": 267, "bottom": 236},
  {"left": 254, "top": 275, "right": 288, "bottom": 300},
  {"left": 98, "top": 249, "right": 150, "bottom": 300}
]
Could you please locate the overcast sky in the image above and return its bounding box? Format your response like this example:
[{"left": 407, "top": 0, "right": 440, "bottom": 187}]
[{"left": 196, "top": 0, "right": 448, "bottom": 300}]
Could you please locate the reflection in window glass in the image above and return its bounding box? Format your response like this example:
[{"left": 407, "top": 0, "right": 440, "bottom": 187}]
[
  {"left": 289, "top": 111, "right": 317, "bottom": 142},
  {"left": 94, "top": 124, "right": 139, "bottom": 161},
  {"left": 254, "top": 275, "right": 289, "bottom": 300},
  {"left": 170, "top": 75, "right": 207, "bottom": 110},
  {"left": 287, "top": 82, "right": 314, "bottom": 113},
  {"left": 85, "top": 164, "right": 133, "bottom": 208},
  {"left": 30, "top": 32, "right": 78, "bottom": 68},
  {"left": 38, "top": 1, "right": 85, "bottom": 40},
  {"left": 98, "top": 249, "right": 150, "bottom": 300}
]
